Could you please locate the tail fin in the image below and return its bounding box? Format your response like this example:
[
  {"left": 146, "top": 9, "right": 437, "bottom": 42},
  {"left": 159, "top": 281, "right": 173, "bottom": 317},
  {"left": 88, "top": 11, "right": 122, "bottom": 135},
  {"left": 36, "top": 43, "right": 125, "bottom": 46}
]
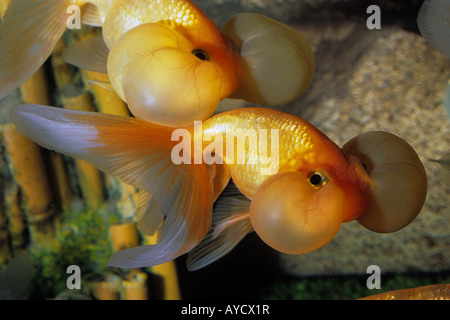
[
  {"left": 0, "top": 0, "right": 72, "bottom": 99},
  {"left": 10, "top": 103, "right": 215, "bottom": 267}
]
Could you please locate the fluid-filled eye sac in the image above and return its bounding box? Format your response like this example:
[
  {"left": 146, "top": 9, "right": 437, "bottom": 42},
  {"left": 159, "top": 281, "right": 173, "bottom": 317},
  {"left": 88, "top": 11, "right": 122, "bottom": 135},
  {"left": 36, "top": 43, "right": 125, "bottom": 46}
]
[
  {"left": 342, "top": 131, "right": 428, "bottom": 233},
  {"left": 107, "top": 23, "right": 222, "bottom": 127},
  {"left": 222, "top": 13, "right": 315, "bottom": 106},
  {"left": 249, "top": 171, "right": 345, "bottom": 254}
]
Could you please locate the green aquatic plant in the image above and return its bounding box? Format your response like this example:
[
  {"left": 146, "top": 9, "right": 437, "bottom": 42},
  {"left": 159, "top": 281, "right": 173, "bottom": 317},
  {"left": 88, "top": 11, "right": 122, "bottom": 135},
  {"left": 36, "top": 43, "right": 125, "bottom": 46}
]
[{"left": 28, "top": 204, "right": 118, "bottom": 299}]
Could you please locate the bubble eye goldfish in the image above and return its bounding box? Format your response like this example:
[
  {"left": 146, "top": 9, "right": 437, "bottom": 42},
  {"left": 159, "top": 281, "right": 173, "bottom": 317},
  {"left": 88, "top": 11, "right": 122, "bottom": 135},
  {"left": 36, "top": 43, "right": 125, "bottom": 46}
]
[
  {"left": 10, "top": 104, "right": 427, "bottom": 270},
  {"left": 0, "top": 0, "right": 315, "bottom": 127}
]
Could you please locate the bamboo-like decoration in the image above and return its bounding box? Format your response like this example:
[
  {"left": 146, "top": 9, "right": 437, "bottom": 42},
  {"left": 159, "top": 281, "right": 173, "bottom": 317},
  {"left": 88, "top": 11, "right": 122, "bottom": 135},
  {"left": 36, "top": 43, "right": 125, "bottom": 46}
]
[
  {"left": 2, "top": 124, "right": 56, "bottom": 245},
  {"left": 90, "top": 274, "right": 122, "bottom": 300},
  {"left": 60, "top": 92, "right": 106, "bottom": 210},
  {"left": 0, "top": 201, "right": 12, "bottom": 264},
  {"left": 122, "top": 270, "right": 149, "bottom": 300},
  {"left": 81, "top": 70, "right": 131, "bottom": 116},
  {"left": 50, "top": 39, "right": 106, "bottom": 210},
  {"left": 109, "top": 222, "right": 150, "bottom": 299},
  {"left": 1, "top": 0, "right": 65, "bottom": 252},
  {"left": 1, "top": 183, "right": 27, "bottom": 250},
  {"left": 19, "top": 60, "right": 74, "bottom": 213},
  {"left": 0, "top": 0, "right": 11, "bottom": 17},
  {"left": 109, "top": 222, "right": 140, "bottom": 252}
]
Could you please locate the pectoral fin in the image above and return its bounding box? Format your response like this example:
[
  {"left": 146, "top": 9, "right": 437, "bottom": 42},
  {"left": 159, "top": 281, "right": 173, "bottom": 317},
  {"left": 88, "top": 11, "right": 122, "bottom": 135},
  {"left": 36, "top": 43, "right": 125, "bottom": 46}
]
[
  {"left": 63, "top": 35, "right": 109, "bottom": 74},
  {"left": 187, "top": 181, "right": 252, "bottom": 271}
]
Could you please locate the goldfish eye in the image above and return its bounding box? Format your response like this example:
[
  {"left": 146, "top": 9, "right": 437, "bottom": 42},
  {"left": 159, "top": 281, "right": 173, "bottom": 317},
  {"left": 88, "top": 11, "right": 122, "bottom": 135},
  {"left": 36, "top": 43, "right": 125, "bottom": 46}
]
[
  {"left": 308, "top": 172, "right": 328, "bottom": 188},
  {"left": 191, "top": 49, "right": 210, "bottom": 61}
]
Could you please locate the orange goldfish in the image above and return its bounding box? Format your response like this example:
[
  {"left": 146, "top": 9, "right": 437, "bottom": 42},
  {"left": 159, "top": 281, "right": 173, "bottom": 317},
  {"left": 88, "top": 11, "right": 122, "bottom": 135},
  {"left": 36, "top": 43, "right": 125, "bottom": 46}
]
[
  {"left": 0, "top": 0, "right": 315, "bottom": 127},
  {"left": 10, "top": 104, "right": 427, "bottom": 270},
  {"left": 360, "top": 283, "right": 450, "bottom": 300}
]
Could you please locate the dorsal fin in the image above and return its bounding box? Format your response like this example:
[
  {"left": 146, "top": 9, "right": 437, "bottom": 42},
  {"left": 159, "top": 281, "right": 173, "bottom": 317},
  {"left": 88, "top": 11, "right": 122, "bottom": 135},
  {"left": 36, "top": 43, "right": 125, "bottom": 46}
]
[
  {"left": 81, "top": 3, "right": 103, "bottom": 27},
  {"left": 63, "top": 35, "right": 109, "bottom": 74}
]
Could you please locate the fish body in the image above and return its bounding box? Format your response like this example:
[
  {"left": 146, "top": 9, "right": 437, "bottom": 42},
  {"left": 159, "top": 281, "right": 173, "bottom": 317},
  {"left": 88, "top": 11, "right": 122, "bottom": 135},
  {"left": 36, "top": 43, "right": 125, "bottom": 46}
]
[
  {"left": 0, "top": 0, "right": 238, "bottom": 125},
  {"left": 360, "top": 283, "right": 450, "bottom": 300},
  {"left": 11, "top": 104, "right": 370, "bottom": 269},
  {"left": 0, "top": 0, "right": 315, "bottom": 127},
  {"left": 198, "top": 108, "right": 367, "bottom": 222}
]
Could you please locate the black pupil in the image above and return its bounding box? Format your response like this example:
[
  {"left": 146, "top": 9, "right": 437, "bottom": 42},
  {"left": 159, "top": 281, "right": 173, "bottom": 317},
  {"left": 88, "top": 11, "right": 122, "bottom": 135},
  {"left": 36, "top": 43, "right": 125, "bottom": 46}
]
[
  {"left": 192, "top": 49, "right": 209, "bottom": 61},
  {"left": 310, "top": 174, "right": 323, "bottom": 186}
]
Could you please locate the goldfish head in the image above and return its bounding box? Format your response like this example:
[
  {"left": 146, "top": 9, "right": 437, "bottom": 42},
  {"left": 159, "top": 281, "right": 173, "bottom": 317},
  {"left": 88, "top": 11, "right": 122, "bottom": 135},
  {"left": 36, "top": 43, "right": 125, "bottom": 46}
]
[
  {"left": 107, "top": 22, "right": 238, "bottom": 127},
  {"left": 248, "top": 140, "right": 369, "bottom": 254},
  {"left": 107, "top": 12, "right": 315, "bottom": 127},
  {"left": 249, "top": 131, "right": 427, "bottom": 255}
]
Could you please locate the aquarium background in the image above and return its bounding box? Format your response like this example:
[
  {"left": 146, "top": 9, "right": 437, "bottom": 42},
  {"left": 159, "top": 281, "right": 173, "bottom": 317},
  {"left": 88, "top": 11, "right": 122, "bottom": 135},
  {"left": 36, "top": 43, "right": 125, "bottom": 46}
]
[{"left": 0, "top": 0, "right": 449, "bottom": 299}]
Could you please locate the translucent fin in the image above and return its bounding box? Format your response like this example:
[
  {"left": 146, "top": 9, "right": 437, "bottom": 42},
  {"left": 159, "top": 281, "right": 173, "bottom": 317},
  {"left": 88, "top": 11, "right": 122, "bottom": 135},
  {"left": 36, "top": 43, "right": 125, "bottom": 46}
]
[
  {"left": 81, "top": 3, "right": 103, "bottom": 27},
  {"left": 135, "top": 190, "right": 164, "bottom": 236},
  {"left": 63, "top": 35, "right": 109, "bottom": 73},
  {"left": 429, "top": 153, "right": 450, "bottom": 186},
  {"left": 87, "top": 79, "right": 114, "bottom": 90},
  {"left": 10, "top": 104, "right": 214, "bottom": 268},
  {"left": 417, "top": 0, "right": 450, "bottom": 58},
  {"left": 211, "top": 163, "right": 231, "bottom": 202},
  {"left": 0, "top": 0, "right": 71, "bottom": 99},
  {"left": 187, "top": 182, "right": 253, "bottom": 271}
]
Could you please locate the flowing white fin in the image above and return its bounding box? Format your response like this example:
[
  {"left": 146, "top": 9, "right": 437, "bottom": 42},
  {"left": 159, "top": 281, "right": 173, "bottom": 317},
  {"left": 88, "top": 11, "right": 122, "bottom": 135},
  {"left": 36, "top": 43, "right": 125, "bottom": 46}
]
[
  {"left": 63, "top": 35, "right": 110, "bottom": 73},
  {"left": 10, "top": 104, "right": 214, "bottom": 268},
  {"left": 81, "top": 3, "right": 103, "bottom": 27},
  {"left": 135, "top": 190, "right": 164, "bottom": 236},
  {"left": 0, "top": 0, "right": 72, "bottom": 99},
  {"left": 87, "top": 79, "right": 114, "bottom": 90},
  {"left": 417, "top": 0, "right": 450, "bottom": 58},
  {"left": 211, "top": 163, "right": 231, "bottom": 201},
  {"left": 187, "top": 182, "right": 253, "bottom": 271}
]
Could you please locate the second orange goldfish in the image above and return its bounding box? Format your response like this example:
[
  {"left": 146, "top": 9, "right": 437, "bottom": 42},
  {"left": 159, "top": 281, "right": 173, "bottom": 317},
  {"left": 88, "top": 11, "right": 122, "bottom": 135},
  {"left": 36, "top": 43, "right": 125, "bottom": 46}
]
[
  {"left": 0, "top": 0, "right": 315, "bottom": 126},
  {"left": 10, "top": 104, "right": 427, "bottom": 270}
]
